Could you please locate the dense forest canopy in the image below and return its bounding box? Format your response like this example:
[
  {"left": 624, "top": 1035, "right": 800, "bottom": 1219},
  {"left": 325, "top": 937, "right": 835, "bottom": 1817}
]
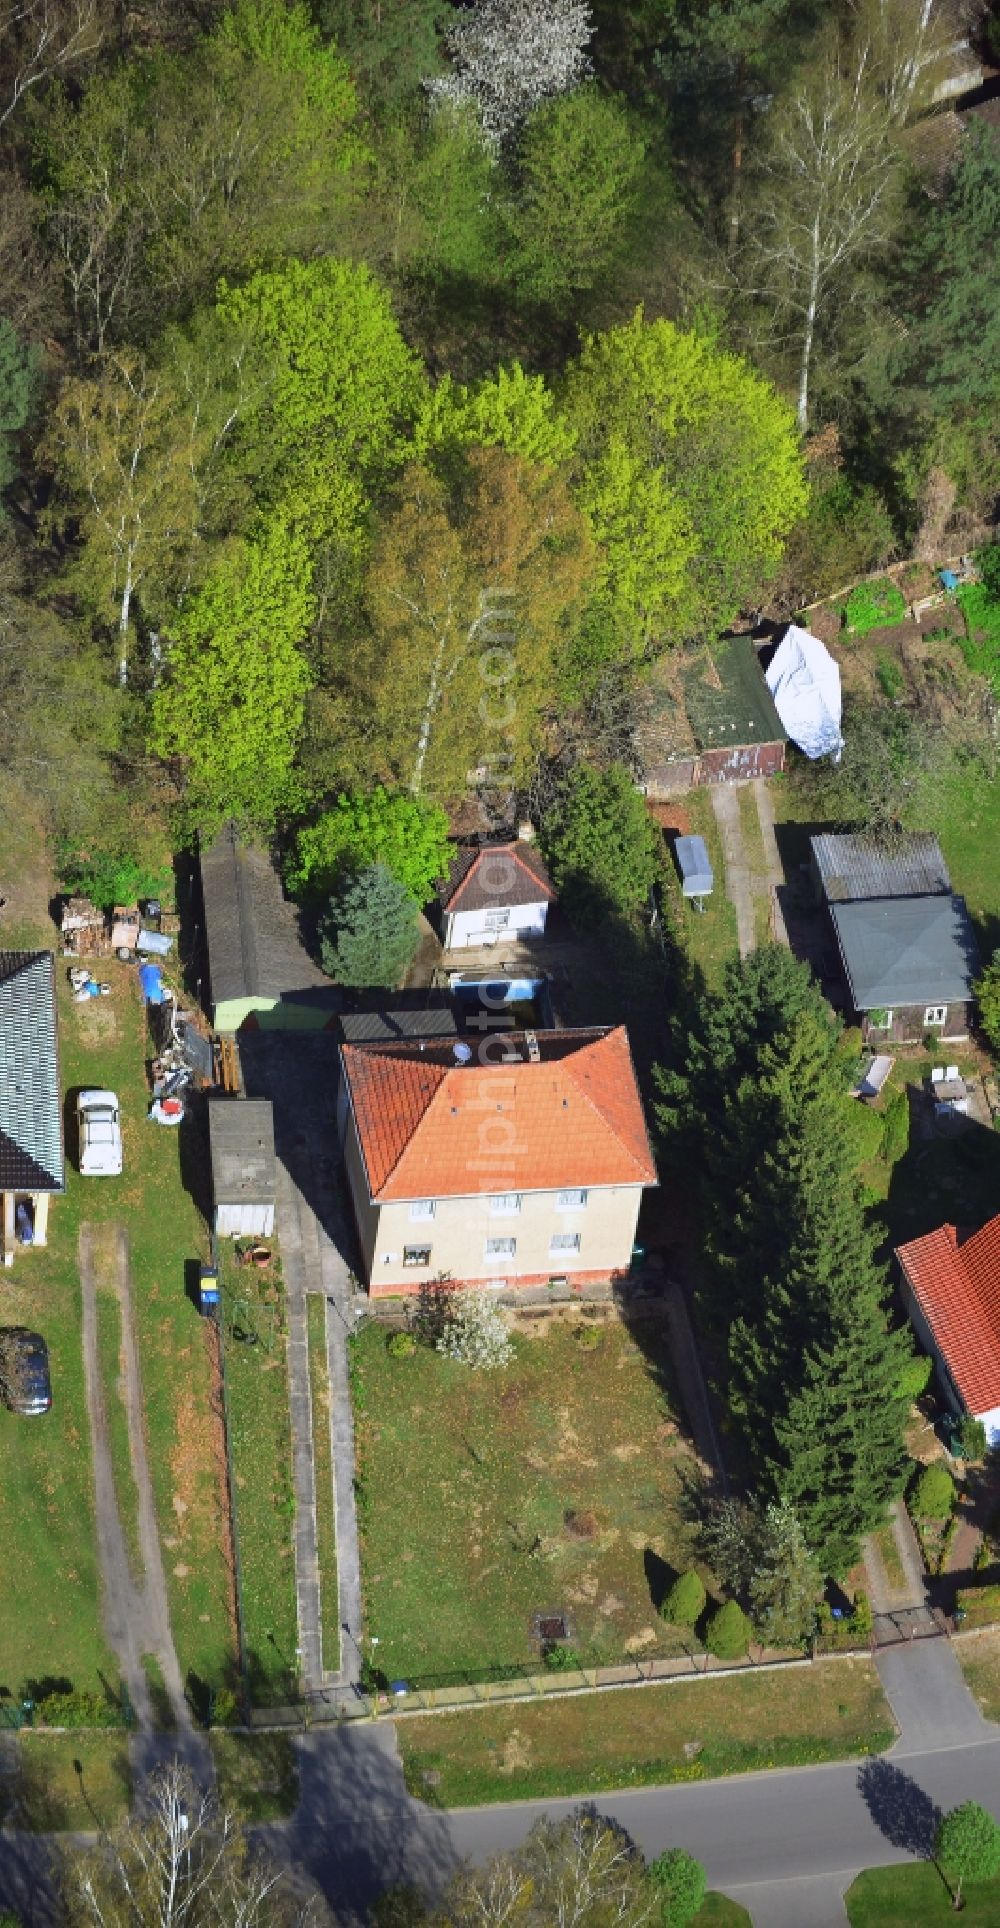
[{"left": 0, "top": 0, "right": 996, "bottom": 866}]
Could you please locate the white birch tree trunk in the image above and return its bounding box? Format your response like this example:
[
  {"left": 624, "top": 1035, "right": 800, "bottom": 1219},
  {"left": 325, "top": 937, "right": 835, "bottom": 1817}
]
[{"left": 797, "top": 222, "right": 822, "bottom": 431}]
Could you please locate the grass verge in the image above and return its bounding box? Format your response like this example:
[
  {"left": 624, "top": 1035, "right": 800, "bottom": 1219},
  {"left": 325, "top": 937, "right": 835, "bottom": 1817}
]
[
  {"left": 13, "top": 1732, "right": 132, "bottom": 1832},
  {"left": 209, "top": 1732, "right": 299, "bottom": 1821},
  {"left": 307, "top": 1294, "right": 339, "bottom": 1675},
  {"left": 956, "top": 1628, "right": 1000, "bottom": 1719},
  {"left": 220, "top": 1246, "right": 298, "bottom": 1704},
  {"left": 736, "top": 783, "right": 772, "bottom": 950},
  {"left": 95, "top": 1285, "right": 143, "bottom": 1578},
  {"left": 396, "top": 1658, "right": 893, "bottom": 1807},
  {"left": 693, "top": 1902, "right": 751, "bottom": 1926},
  {"left": 871, "top": 1520, "right": 907, "bottom": 1596},
  {"left": 664, "top": 789, "right": 741, "bottom": 990},
  {"left": 353, "top": 1315, "right": 701, "bottom": 1683},
  {"left": 845, "top": 1861, "right": 1000, "bottom": 1924}
]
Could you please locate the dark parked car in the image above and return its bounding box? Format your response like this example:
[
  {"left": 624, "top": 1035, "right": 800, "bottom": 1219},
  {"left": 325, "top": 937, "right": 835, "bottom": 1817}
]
[{"left": 0, "top": 1328, "right": 52, "bottom": 1416}]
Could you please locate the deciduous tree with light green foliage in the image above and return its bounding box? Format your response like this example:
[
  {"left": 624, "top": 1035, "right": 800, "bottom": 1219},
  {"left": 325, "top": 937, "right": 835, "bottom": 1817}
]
[
  {"left": 542, "top": 763, "right": 660, "bottom": 923},
  {"left": 149, "top": 520, "right": 315, "bottom": 834},
  {"left": 414, "top": 362, "right": 576, "bottom": 471},
  {"left": 318, "top": 862, "right": 420, "bottom": 987},
  {"left": 287, "top": 786, "right": 451, "bottom": 905},
  {"left": 218, "top": 256, "right": 425, "bottom": 544},
  {"left": 648, "top": 1846, "right": 707, "bottom": 1928},
  {"left": 935, "top": 1801, "right": 1000, "bottom": 1909},
  {"left": 563, "top": 310, "right": 807, "bottom": 649}
]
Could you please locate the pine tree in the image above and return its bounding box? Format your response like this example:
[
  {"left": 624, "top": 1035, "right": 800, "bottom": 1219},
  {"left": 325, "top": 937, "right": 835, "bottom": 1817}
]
[
  {"left": 725, "top": 1012, "right": 912, "bottom": 1574},
  {"left": 319, "top": 863, "right": 419, "bottom": 988}
]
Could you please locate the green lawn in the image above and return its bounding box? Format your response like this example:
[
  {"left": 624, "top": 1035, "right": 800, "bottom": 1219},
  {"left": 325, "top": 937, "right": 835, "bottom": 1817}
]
[
  {"left": 693, "top": 1901, "right": 751, "bottom": 1926},
  {"left": 845, "top": 1861, "right": 1000, "bottom": 1924},
  {"left": 220, "top": 1245, "right": 298, "bottom": 1703},
  {"left": 397, "top": 1656, "right": 893, "bottom": 1806},
  {"left": 353, "top": 1314, "right": 712, "bottom": 1684},
  {"left": 307, "top": 1294, "right": 339, "bottom": 1675},
  {"left": 0, "top": 952, "right": 236, "bottom": 1714},
  {"left": 957, "top": 1629, "right": 1000, "bottom": 1720},
  {"left": 662, "top": 789, "right": 740, "bottom": 992},
  {"left": 12, "top": 1732, "right": 132, "bottom": 1832}
]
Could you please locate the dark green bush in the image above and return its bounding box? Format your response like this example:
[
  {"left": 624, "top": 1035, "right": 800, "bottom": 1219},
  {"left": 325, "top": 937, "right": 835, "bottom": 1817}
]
[
  {"left": 703, "top": 1599, "right": 749, "bottom": 1660},
  {"left": 34, "top": 1688, "right": 123, "bottom": 1729},
  {"left": 911, "top": 1459, "right": 954, "bottom": 1520},
  {"left": 662, "top": 1569, "right": 707, "bottom": 1628}
]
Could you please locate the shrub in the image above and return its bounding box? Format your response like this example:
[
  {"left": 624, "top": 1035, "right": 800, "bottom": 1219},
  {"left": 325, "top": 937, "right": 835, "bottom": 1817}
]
[
  {"left": 875, "top": 652, "right": 905, "bottom": 701},
  {"left": 542, "top": 1644, "right": 582, "bottom": 1671},
  {"left": 898, "top": 1353, "right": 932, "bottom": 1403},
  {"left": 703, "top": 1599, "right": 749, "bottom": 1660},
  {"left": 958, "top": 1416, "right": 988, "bottom": 1463},
  {"left": 436, "top": 1291, "right": 513, "bottom": 1370},
  {"left": 576, "top": 1322, "right": 601, "bottom": 1349},
  {"left": 387, "top": 1330, "right": 416, "bottom": 1359},
  {"left": 58, "top": 844, "right": 171, "bottom": 911},
  {"left": 662, "top": 1569, "right": 706, "bottom": 1628},
  {"left": 880, "top": 1087, "right": 910, "bottom": 1165},
  {"left": 211, "top": 1686, "right": 239, "bottom": 1726},
  {"left": 911, "top": 1459, "right": 954, "bottom": 1520},
  {"left": 843, "top": 578, "right": 906, "bottom": 636},
  {"left": 850, "top": 1588, "right": 873, "bottom": 1641},
  {"left": 648, "top": 1847, "right": 707, "bottom": 1927},
  {"left": 33, "top": 1688, "right": 123, "bottom": 1729},
  {"left": 977, "top": 541, "right": 1000, "bottom": 602}
]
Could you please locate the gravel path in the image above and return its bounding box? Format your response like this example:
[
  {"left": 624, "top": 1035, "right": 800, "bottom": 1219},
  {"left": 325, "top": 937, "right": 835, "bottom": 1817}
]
[
  {"left": 709, "top": 785, "right": 755, "bottom": 958},
  {"left": 78, "top": 1221, "right": 211, "bottom": 1782}
]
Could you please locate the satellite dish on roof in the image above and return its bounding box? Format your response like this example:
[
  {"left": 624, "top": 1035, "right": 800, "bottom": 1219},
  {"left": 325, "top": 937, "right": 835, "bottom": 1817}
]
[{"left": 453, "top": 1043, "right": 473, "bottom": 1064}]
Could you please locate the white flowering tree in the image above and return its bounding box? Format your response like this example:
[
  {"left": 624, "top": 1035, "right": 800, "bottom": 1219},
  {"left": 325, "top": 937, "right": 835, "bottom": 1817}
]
[
  {"left": 436, "top": 1290, "right": 513, "bottom": 1369},
  {"left": 427, "top": 0, "right": 593, "bottom": 148}
]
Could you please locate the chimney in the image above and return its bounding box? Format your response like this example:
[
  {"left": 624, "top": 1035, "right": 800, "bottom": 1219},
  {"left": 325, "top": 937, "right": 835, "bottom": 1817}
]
[
  {"left": 517, "top": 819, "right": 535, "bottom": 843},
  {"left": 525, "top": 1031, "right": 540, "bottom": 1063}
]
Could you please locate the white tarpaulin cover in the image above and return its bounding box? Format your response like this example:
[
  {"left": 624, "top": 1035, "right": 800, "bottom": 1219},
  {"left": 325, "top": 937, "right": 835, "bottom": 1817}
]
[{"left": 765, "top": 624, "right": 844, "bottom": 761}]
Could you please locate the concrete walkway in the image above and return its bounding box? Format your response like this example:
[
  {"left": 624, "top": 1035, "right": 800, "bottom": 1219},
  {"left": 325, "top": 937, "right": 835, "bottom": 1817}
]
[
  {"left": 78, "top": 1222, "right": 212, "bottom": 1784},
  {"left": 710, "top": 785, "right": 755, "bottom": 957},
  {"left": 239, "top": 1033, "right": 362, "bottom": 1697}
]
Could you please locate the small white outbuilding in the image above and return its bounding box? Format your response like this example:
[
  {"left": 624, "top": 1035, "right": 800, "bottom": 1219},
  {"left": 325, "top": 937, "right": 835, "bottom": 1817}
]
[{"left": 209, "top": 1098, "right": 276, "bottom": 1239}]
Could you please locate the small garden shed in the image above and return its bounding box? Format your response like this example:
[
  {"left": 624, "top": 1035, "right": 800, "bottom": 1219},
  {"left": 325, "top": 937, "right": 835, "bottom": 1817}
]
[
  {"left": 209, "top": 1097, "right": 276, "bottom": 1239},
  {"left": 638, "top": 636, "right": 786, "bottom": 797}
]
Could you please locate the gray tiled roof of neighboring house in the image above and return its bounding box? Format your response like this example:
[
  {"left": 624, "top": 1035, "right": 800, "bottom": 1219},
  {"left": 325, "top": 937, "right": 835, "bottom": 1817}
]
[
  {"left": 831, "top": 895, "right": 979, "bottom": 1011},
  {"left": 812, "top": 831, "right": 952, "bottom": 904},
  {"left": 200, "top": 824, "right": 333, "bottom": 1007},
  {"left": 208, "top": 1098, "right": 275, "bottom": 1205},
  {"left": 0, "top": 951, "right": 65, "bottom": 1192}
]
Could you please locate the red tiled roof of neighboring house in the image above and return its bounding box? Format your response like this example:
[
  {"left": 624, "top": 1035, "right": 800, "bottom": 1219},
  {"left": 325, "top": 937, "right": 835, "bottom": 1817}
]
[
  {"left": 341, "top": 1025, "right": 657, "bottom": 1203},
  {"left": 439, "top": 841, "right": 556, "bottom": 916},
  {"left": 897, "top": 1214, "right": 1000, "bottom": 1415}
]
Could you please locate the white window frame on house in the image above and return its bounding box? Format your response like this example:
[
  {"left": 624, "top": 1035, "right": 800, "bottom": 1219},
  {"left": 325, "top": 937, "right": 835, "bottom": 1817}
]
[
  {"left": 485, "top": 1236, "right": 516, "bottom": 1261},
  {"left": 402, "top": 1245, "right": 432, "bottom": 1268},
  {"left": 557, "top": 1189, "right": 588, "bottom": 1210},
  {"left": 550, "top": 1232, "right": 581, "bottom": 1255},
  {"left": 924, "top": 1005, "right": 947, "bottom": 1027},
  {"left": 484, "top": 907, "right": 511, "bottom": 930},
  {"left": 409, "top": 1199, "right": 436, "bottom": 1221},
  {"left": 488, "top": 1193, "right": 521, "bottom": 1215}
]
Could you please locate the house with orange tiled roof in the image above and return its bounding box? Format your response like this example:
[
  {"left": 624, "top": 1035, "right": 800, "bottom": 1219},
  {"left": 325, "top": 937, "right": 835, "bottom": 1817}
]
[
  {"left": 437, "top": 838, "right": 556, "bottom": 951},
  {"left": 337, "top": 1025, "right": 656, "bottom": 1297},
  {"left": 896, "top": 1214, "right": 1000, "bottom": 1443}
]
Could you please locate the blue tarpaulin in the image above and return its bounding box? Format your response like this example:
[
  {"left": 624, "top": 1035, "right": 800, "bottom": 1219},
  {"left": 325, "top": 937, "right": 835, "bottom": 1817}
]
[{"left": 139, "top": 963, "right": 164, "bottom": 1004}]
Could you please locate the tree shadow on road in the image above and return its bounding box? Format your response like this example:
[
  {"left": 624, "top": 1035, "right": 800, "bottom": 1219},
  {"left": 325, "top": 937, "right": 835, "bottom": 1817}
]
[{"left": 857, "top": 1756, "right": 941, "bottom": 1856}]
